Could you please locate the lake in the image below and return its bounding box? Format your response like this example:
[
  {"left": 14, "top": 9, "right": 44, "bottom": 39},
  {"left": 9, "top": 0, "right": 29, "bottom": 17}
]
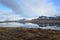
[{"left": 0, "top": 22, "right": 60, "bottom": 30}]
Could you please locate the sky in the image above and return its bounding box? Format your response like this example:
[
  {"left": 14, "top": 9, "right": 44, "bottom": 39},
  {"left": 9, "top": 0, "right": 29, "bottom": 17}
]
[{"left": 0, "top": 0, "right": 60, "bottom": 20}]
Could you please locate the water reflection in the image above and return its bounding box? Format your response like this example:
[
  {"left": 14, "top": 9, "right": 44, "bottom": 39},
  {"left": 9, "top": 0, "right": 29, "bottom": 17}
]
[
  {"left": 0, "top": 22, "right": 60, "bottom": 30},
  {"left": 0, "top": 22, "right": 24, "bottom": 27},
  {"left": 0, "top": 22, "right": 39, "bottom": 28},
  {"left": 37, "top": 23, "right": 60, "bottom": 27},
  {"left": 36, "top": 23, "right": 60, "bottom": 30}
]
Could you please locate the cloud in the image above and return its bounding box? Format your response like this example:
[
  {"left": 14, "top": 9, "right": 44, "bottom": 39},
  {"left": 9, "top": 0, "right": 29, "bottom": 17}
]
[
  {"left": 0, "top": 0, "right": 58, "bottom": 19},
  {"left": 0, "top": 10, "right": 21, "bottom": 21},
  {"left": 21, "top": 0, "right": 57, "bottom": 17},
  {"left": 0, "top": 0, "right": 25, "bottom": 17}
]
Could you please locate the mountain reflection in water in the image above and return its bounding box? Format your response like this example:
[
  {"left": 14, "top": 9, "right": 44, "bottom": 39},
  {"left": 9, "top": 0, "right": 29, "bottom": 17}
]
[
  {"left": 0, "top": 22, "right": 60, "bottom": 30},
  {"left": 37, "top": 23, "right": 60, "bottom": 30},
  {"left": 37, "top": 23, "right": 60, "bottom": 27}
]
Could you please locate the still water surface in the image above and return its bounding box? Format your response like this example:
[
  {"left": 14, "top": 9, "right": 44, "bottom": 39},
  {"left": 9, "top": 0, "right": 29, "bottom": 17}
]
[{"left": 0, "top": 22, "right": 60, "bottom": 30}]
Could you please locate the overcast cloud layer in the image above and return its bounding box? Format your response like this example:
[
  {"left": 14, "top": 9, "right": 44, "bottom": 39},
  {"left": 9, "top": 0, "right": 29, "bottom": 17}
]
[
  {"left": 0, "top": 0, "right": 59, "bottom": 20},
  {"left": 21, "top": 0, "right": 57, "bottom": 17}
]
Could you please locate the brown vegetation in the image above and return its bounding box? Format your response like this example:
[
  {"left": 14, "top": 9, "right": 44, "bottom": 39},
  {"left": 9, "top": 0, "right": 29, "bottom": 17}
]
[{"left": 0, "top": 27, "right": 60, "bottom": 40}]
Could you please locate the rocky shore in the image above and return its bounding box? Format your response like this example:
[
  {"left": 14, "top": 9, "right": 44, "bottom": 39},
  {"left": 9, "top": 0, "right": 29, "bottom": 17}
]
[{"left": 0, "top": 27, "right": 60, "bottom": 40}]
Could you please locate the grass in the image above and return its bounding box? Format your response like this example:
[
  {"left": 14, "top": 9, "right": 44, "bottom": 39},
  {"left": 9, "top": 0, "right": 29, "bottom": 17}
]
[{"left": 0, "top": 27, "right": 60, "bottom": 40}]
